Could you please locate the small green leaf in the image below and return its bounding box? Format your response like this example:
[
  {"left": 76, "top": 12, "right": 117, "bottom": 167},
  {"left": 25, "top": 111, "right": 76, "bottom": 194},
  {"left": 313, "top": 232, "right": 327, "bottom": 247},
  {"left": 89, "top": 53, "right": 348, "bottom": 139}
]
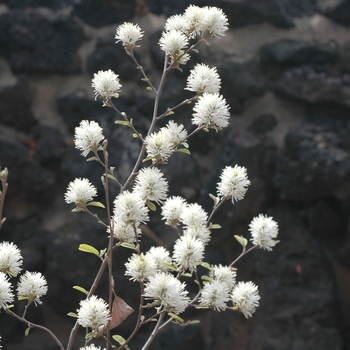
[
  {"left": 234, "top": 235, "right": 248, "bottom": 248},
  {"left": 176, "top": 148, "right": 191, "bottom": 155},
  {"left": 86, "top": 156, "right": 98, "bottom": 162},
  {"left": 163, "top": 263, "right": 178, "bottom": 271},
  {"left": 188, "top": 319, "right": 200, "bottom": 325},
  {"left": 112, "top": 93, "right": 119, "bottom": 99},
  {"left": 210, "top": 223, "right": 221, "bottom": 229},
  {"left": 115, "top": 120, "right": 130, "bottom": 126},
  {"left": 140, "top": 315, "right": 145, "bottom": 322},
  {"left": 112, "top": 335, "right": 126, "bottom": 345},
  {"left": 203, "top": 128, "right": 209, "bottom": 132},
  {"left": 67, "top": 312, "right": 78, "bottom": 318},
  {"left": 121, "top": 242, "right": 136, "bottom": 250},
  {"left": 73, "top": 286, "right": 88, "bottom": 295},
  {"left": 201, "top": 275, "right": 213, "bottom": 282},
  {"left": 142, "top": 156, "right": 153, "bottom": 163},
  {"left": 25, "top": 327, "right": 30, "bottom": 336},
  {"left": 86, "top": 201, "right": 105, "bottom": 209},
  {"left": 181, "top": 272, "right": 192, "bottom": 278},
  {"left": 106, "top": 173, "right": 118, "bottom": 181},
  {"left": 18, "top": 296, "right": 27, "bottom": 301},
  {"left": 99, "top": 248, "right": 107, "bottom": 257},
  {"left": 200, "top": 262, "right": 212, "bottom": 270},
  {"left": 79, "top": 244, "right": 100, "bottom": 257},
  {"left": 71, "top": 207, "right": 84, "bottom": 213},
  {"left": 168, "top": 313, "right": 184, "bottom": 323},
  {"left": 146, "top": 200, "right": 157, "bottom": 211},
  {"left": 85, "top": 331, "right": 96, "bottom": 340},
  {"left": 133, "top": 133, "right": 139, "bottom": 138},
  {"left": 164, "top": 109, "right": 174, "bottom": 116}
]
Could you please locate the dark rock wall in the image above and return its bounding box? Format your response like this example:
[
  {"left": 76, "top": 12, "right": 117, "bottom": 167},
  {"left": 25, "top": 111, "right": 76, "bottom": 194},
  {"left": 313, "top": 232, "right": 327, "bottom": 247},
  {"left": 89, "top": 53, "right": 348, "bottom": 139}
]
[{"left": 0, "top": 0, "right": 350, "bottom": 349}]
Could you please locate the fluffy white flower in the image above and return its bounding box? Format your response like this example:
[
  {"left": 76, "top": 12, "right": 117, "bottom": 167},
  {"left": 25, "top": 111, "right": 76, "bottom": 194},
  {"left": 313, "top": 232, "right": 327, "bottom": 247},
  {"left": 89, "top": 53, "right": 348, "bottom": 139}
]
[
  {"left": 64, "top": 178, "right": 97, "bottom": 206},
  {"left": 17, "top": 271, "right": 48, "bottom": 305},
  {"left": 115, "top": 22, "right": 144, "bottom": 49},
  {"left": 113, "top": 191, "right": 149, "bottom": 226},
  {"left": 231, "top": 281, "right": 260, "bottom": 318},
  {"left": 249, "top": 214, "right": 279, "bottom": 251},
  {"left": 159, "top": 30, "right": 189, "bottom": 56},
  {"left": 146, "top": 246, "right": 172, "bottom": 272},
  {"left": 192, "top": 92, "right": 230, "bottom": 131},
  {"left": 145, "top": 130, "right": 174, "bottom": 164},
  {"left": 165, "top": 14, "right": 189, "bottom": 33},
  {"left": 0, "top": 241, "right": 23, "bottom": 277},
  {"left": 199, "top": 7, "right": 229, "bottom": 37},
  {"left": 161, "top": 196, "right": 187, "bottom": 227},
  {"left": 186, "top": 64, "right": 221, "bottom": 95},
  {"left": 163, "top": 121, "right": 188, "bottom": 148},
  {"left": 133, "top": 167, "right": 168, "bottom": 204},
  {"left": 184, "top": 225, "right": 211, "bottom": 244},
  {"left": 199, "top": 280, "right": 229, "bottom": 311},
  {"left": 125, "top": 253, "right": 157, "bottom": 282},
  {"left": 77, "top": 295, "right": 110, "bottom": 330},
  {"left": 91, "top": 69, "right": 122, "bottom": 101},
  {"left": 210, "top": 264, "right": 236, "bottom": 290},
  {"left": 80, "top": 345, "right": 103, "bottom": 350},
  {"left": 144, "top": 272, "right": 189, "bottom": 314},
  {"left": 173, "top": 234, "right": 204, "bottom": 272},
  {"left": 109, "top": 219, "right": 140, "bottom": 244},
  {"left": 217, "top": 165, "right": 251, "bottom": 203},
  {"left": 74, "top": 120, "right": 105, "bottom": 157},
  {"left": 0, "top": 272, "right": 14, "bottom": 309},
  {"left": 180, "top": 203, "right": 208, "bottom": 228},
  {"left": 183, "top": 5, "right": 203, "bottom": 36}
]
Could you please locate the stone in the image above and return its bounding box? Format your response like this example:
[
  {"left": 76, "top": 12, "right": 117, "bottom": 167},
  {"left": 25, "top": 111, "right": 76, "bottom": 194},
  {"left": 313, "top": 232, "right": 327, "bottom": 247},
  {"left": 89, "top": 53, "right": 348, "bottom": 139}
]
[
  {"left": 0, "top": 9, "right": 84, "bottom": 73},
  {"left": 219, "top": 0, "right": 315, "bottom": 28},
  {"left": 274, "top": 119, "right": 350, "bottom": 202},
  {"left": 317, "top": 0, "right": 350, "bottom": 27},
  {"left": 4, "top": 0, "right": 73, "bottom": 9},
  {"left": 260, "top": 39, "right": 339, "bottom": 67},
  {"left": 0, "top": 81, "right": 37, "bottom": 131},
  {"left": 72, "top": 0, "right": 137, "bottom": 28},
  {"left": 275, "top": 66, "right": 350, "bottom": 108}
]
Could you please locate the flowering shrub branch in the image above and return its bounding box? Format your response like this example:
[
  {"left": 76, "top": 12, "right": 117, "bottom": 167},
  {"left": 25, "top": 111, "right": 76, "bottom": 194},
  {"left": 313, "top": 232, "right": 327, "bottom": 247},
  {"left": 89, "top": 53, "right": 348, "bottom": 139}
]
[{"left": 0, "top": 5, "right": 279, "bottom": 350}]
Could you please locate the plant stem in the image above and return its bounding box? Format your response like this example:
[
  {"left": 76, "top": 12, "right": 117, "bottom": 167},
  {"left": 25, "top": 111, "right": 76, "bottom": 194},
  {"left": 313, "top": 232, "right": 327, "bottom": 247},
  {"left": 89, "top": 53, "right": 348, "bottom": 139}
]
[
  {"left": 141, "top": 311, "right": 166, "bottom": 350},
  {"left": 5, "top": 308, "right": 65, "bottom": 350}
]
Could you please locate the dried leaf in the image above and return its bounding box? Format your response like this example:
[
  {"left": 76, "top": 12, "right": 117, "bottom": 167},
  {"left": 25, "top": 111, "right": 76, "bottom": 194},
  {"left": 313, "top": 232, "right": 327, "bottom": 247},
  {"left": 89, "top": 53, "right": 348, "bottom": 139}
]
[{"left": 109, "top": 295, "right": 135, "bottom": 329}]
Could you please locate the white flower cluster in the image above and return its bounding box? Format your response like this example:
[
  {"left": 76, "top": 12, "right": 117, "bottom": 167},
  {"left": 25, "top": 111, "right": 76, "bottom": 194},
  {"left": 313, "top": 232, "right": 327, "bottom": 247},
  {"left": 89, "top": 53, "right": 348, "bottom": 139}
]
[
  {"left": 91, "top": 69, "right": 122, "bottom": 102},
  {"left": 0, "top": 243, "right": 48, "bottom": 310},
  {"left": 145, "top": 121, "right": 188, "bottom": 164},
  {"left": 159, "top": 5, "right": 228, "bottom": 67},
  {"left": 77, "top": 295, "right": 110, "bottom": 331},
  {"left": 64, "top": 178, "right": 97, "bottom": 207},
  {"left": 115, "top": 22, "right": 144, "bottom": 49},
  {"left": 80, "top": 345, "right": 104, "bottom": 350}
]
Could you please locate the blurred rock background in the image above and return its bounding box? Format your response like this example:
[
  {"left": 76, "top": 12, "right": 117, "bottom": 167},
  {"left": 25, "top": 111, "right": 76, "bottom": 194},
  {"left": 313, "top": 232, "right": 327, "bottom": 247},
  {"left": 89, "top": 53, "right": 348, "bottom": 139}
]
[{"left": 0, "top": 0, "right": 350, "bottom": 349}]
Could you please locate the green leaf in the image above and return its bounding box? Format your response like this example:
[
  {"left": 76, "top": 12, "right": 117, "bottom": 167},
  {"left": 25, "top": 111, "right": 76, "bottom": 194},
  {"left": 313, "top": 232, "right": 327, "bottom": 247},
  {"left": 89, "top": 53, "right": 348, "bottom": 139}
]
[
  {"left": 164, "top": 109, "right": 174, "bottom": 116},
  {"left": 113, "top": 334, "right": 127, "bottom": 345},
  {"left": 71, "top": 207, "right": 83, "bottom": 213},
  {"left": 203, "top": 128, "right": 209, "bottom": 132},
  {"left": 67, "top": 312, "right": 78, "bottom": 318},
  {"left": 181, "top": 272, "right": 192, "bottom": 278},
  {"left": 73, "top": 286, "right": 88, "bottom": 295},
  {"left": 210, "top": 223, "right": 221, "bottom": 229},
  {"left": 234, "top": 235, "right": 248, "bottom": 248},
  {"left": 200, "top": 262, "right": 212, "bottom": 270},
  {"left": 188, "top": 320, "right": 200, "bottom": 325},
  {"left": 176, "top": 148, "right": 191, "bottom": 155},
  {"left": 25, "top": 327, "right": 30, "bottom": 336},
  {"left": 140, "top": 315, "right": 145, "bottom": 322},
  {"left": 142, "top": 156, "right": 153, "bottom": 163},
  {"left": 146, "top": 200, "right": 157, "bottom": 211},
  {"left": 78, "top": 244, "right": 100, "bottom": 257},
  {"left": 168, "top": 313, "right": 184, "bottom": 323},
  {"left": 99, "top": 248, "right": 107, "bottom": 257},
  {"left": 106, "top": 173, "right": 118, "bottom": 181},
  {"left": 146, "top": 86, "right": 153, "bottom": 91},
  {"left": 18, "top": 296, "right": 27, "bottom": 301},
  {"left": 85, "top": 331, "right": 96, "bottom": 340},
  {"left": 115, "top": 120, "right": 130, "bottom": 126},
  {"left": 201, "top": 275, "right": 213, "bottom": 282},
  {"left": 86, "top": 156, "right": 98, "bottom": 162},
  {"left": 121, "top": 242, "right": 136, "bottom": 250},
  {"left": 133, "top": 133, "right": 139, "bottom": 138},
  {"left": 163, "top": 263, "right": 178, "bottom": 271},
  {"left": 86, "top": 201, "right": 105, "bottom": 209}
]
